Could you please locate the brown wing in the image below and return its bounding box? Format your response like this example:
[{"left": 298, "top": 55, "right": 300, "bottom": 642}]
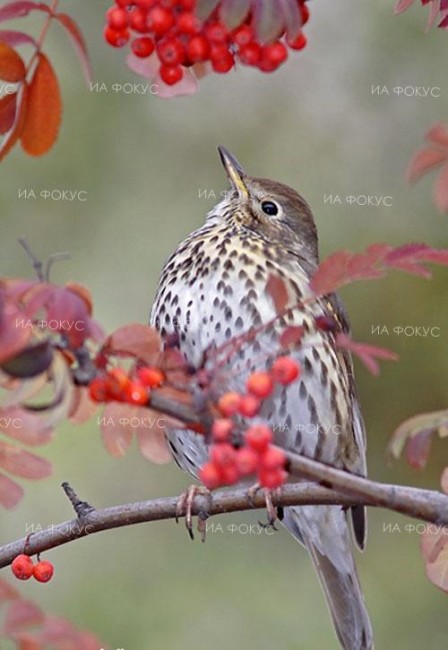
[{"left": 326, "top": 292, "right": 368, "bottom": 550}]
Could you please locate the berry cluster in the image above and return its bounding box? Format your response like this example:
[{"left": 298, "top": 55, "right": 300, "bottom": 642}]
[
  {"left": 199, "top": 356, "right": 300, "bottom": 490},
  {"left": 11, "top": 554, "right": 54, "bottom": 583},
  {"left": 104, "top": 0, "right": 310, "bottom": 86},
  {"left": 88, "top": 366, "right": 165, "bottom": 406}
]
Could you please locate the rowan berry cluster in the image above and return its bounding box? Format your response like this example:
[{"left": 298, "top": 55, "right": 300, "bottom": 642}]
[
  {"left": 104, "top": 0, "right": 310, "bottom": 86},
  {"left": 88, "top": 366, "right": 165, "bottom": 406},
  {"left": 11, "top": 554, "right": 54, "bottom": 583},
  {"left": 199, "top": 356, "right": 301, "bottom": 490}
]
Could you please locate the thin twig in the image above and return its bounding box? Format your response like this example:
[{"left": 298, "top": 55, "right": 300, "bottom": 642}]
[{"left": 1, "top": 473, "right": 447, "bottom": 568}]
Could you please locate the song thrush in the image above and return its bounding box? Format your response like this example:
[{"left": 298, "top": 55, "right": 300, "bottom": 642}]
[{"left": 150, "top": 147, "right": 373, "bottom": 650}]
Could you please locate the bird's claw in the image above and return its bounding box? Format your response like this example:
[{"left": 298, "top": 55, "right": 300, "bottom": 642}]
[
  {"left": 247, "top": 484, "right": 282, "bottom": 529},
  {"left": 175, "top": 485, "right": 212, "bottom": 542}
]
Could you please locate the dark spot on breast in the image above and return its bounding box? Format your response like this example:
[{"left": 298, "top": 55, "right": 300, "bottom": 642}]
[{"left": 234, "top": 316, "right": 244, "bottom": 329}]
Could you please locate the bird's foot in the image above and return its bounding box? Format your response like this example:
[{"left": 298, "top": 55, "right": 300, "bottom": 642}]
[
  {"left": 175, "top": 485, "right": 213, "bottom": 542},
  {"left": 247, "top": 484, "right": 282, "bottom": 530}
]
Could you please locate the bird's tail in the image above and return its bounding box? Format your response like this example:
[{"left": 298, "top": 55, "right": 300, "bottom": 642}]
[{"left": 283, "top": 506, "right": 373, "bottom": 650}]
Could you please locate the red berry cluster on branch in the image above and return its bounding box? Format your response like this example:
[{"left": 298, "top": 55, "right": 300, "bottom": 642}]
[
  {"left": 11, "top": 554, "right": 54, "bottom": 583},
  {"left": 104, "top": 0, "right": 310, "bottom": 86},
  {"left": 88, "top": 366, "right": 165, "bottom": 406},
  {"left": 199, "top": 356, "right": 301, "bottom": 490}
]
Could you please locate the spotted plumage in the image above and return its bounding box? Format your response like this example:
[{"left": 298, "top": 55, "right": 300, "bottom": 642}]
[{"left": 150, "top": 148, "right": 373, "bottom": 650}]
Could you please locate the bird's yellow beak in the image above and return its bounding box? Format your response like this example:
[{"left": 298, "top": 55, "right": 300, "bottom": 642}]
[{"left": 218, "top": 146, "right": 249, "bottom": 198}]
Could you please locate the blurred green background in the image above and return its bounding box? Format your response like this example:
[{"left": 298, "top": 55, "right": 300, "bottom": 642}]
[{"left": 1, "top": 1, "right": 448, "bottom": 648}]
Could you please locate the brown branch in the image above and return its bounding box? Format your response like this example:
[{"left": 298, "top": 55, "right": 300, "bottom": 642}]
[{"left": 1, "top": 462, "right": 448, "bottom": 568}]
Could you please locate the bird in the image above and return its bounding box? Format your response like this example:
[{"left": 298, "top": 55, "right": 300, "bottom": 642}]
[{"left": 150, "top": 147, "right": 373, "bottom": 650}]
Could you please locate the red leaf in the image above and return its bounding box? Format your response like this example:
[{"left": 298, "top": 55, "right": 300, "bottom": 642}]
[
  {"left": 384, "top": 259, "right": 433, "bottom": 279},
  {"left": 336, "top": 333, "right": 398, "bottom": 376},
  {"left": 394, "top": 0, "right": 415, "bottom": 13},
  {"left": 0, "top": 30, "right": 37, "bottom": 47},
  {"left": 0, "top": 81, "right": 28, "bottom": 161},
  {"left": 104, "top": 324, "right": 162, "bottom": 364},
  {"left": 136, "top": 417, "right": 171, "bottom": 464},
  {"left": 426, "top": 122, "right": 448, "bottom": 148},
  {"left": 65, "top": 282, "right": 93, "bottom": 315},
  {"left": 0, "top": 293, "right": 33, "bottom": 364},
  {"left": 54, "top": 13, "right": 92, "bottom": 85},
  {"left": 0, "top": 1, "right": 49, "bottom": 22},
  {"left": 441, "top": 467, "right": 448, "bottom": 494},
  {"left": 426, "top": 0, "right": 441, "bottom": 29},
  {"left": 17, "top": 638, "right": 43, "bottom": 650},
  {"left": 0, "top": 442, "right": 52, "bottom": 479},
  {"left": 20, "top": 283, "right": 96, "bottom": 348},
  {"left": 384, "top": 242, "right": 429, "bottom": 260},
  {"left": 266, "top": 274, "right": 289, "bottom": 313},
  {"left": 0, "top": 42, "right": 25, "bottom": 81},
  {"left": 406, "top": 147, "right": 447, "bottom": 184},
  {"left": 68, "top": 386, "right": 97, "bottom": 424},
  {"left": 20, "top": 53, "right": 61, "bottom": 156},
  {"left": 0, "top": 407, "right": 53, "bottom": 446},
  {"left": 3, "top": 599, "right": 44, "bottom": 635},
  {"left": 0, "top": 91, "right": 17, "bottom": 134},
  {"left": 433, "top": 163, "right": 448, "bottom": 212},
  {"left": 0, "top": 577, "right": 19, "bottom": 602},
  {"left": 421, "top": 529, "right": 448, "bottom": 593},
  {"left": 0, "top": 472, "right": 23, "bottom": 508},
  {"left": 404, "top": 428, "right": 433, "bottom": 469},
  {"left": 100, "top": 403, "right": 134, "bottom": 457},
  {"left": 310, "top": 250, "right": 351, "bottom": 295},
  {"left": 279, "top": 325, "right": 304, "bottom": 348}
]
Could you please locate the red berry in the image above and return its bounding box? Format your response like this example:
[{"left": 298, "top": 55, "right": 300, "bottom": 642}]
[
  {"left": 124, "top": 381, "right": 149, "bottom": 405},
  {"left": 232, "top": 24, "right": 254, "bottom": 47},
  {"left": 217, "top": 391, "right": 242, "bottom": 417},
  {"left": 238, "top": 394, "right": 261, "bottom": 418},
  {"left": 89, "top": 376, "right": 109, "bottom": 403},
  {"left": 235, "top": 447, "right": 259, "bottom": 475},
  {"left": 137, "top": 366, "right": 164, "bottom": 387},
  {"left": 186, "top": 34, "right": 210, "bottom": 62},
  {"left": 106, "top": 367, "right": 131, "bottom": 401},
  {"left": 211, "top": 418, "right": 233, "bottom": 442},
  {"left": 259, "top": 41, "right": 288, "bottom": 71},
  {"left": 259, "top": 446, "right": 286, "bottom": 470},
  {"left": 157, "top": 37, "right": 185, "bottom": 65},
  {"left": 104, "top": 26, "right": 130, "bottom": 48},
  {"left": 315, "top": 315, "right": 337, "bottom": 332},
  {"left": 116, "top": 0, "right": 132, "bottom": 6},
  {"left": 238, "top": 42, "right": 261, "bottom": 66},
  {"left": 204, "top": 21, "right": 228, "bottom": 43},
  {"left": 33, "top": 560, "right": 54, "bottom": 583},
  {"left": 219, "top": 463, "right": 241, "bottom": 485},
  {"left": 128, "top": 7, "right": 149, "bottom": 32},
  {"left": 210, "top": 443, "right": 237, "bottom": 467},
  {"left": 106, "top": 7, "right": 128, "bottom": 31},
  {"left": 271, "top": 357, "right": 300, "bottom": 385},
  {"left": 287, "top": 32, "right": 307, "bottom": 50},
  {"left": 211, "top": 47, "right": 234, "bottom": 73},
  {"left": 258, "top": 468, "right": 287, "bottom": 489},
  {"left": 300, "top": 3, "right": 310, "bottom": 26},
  {"left": 245, "top": 424, "right": 273, "bottom": 452},
  {"left": 246, "top": 371, "right": 274, "bottom": 399},
  {"left": 136, "top": 0, "right": 156, "bottom": 8},
  {"left": 159, "top": 64, "right": 183, "bottom": 85},
  {"left": 179, "top": 0, "right": 195, "bottom": 8},
  {"left": 132, "top": 36, "right": 155, "bottom": 57},
  {"left": 11, "top": 554, "right": 34, "bottom": 581},
  {"left": 199, "top": 461, "right": 222, "bottom": 489},
  {"left": 147, "top": 6, "right": 175, "bottom": 35},
  {"left": 177, "top": 11, "right": 200, "bottom": 34}
]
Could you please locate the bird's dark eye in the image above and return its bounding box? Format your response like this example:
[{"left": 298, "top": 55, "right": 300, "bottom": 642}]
[{"left": 261, "top": 200, "right": 279, "bottom": 216}]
